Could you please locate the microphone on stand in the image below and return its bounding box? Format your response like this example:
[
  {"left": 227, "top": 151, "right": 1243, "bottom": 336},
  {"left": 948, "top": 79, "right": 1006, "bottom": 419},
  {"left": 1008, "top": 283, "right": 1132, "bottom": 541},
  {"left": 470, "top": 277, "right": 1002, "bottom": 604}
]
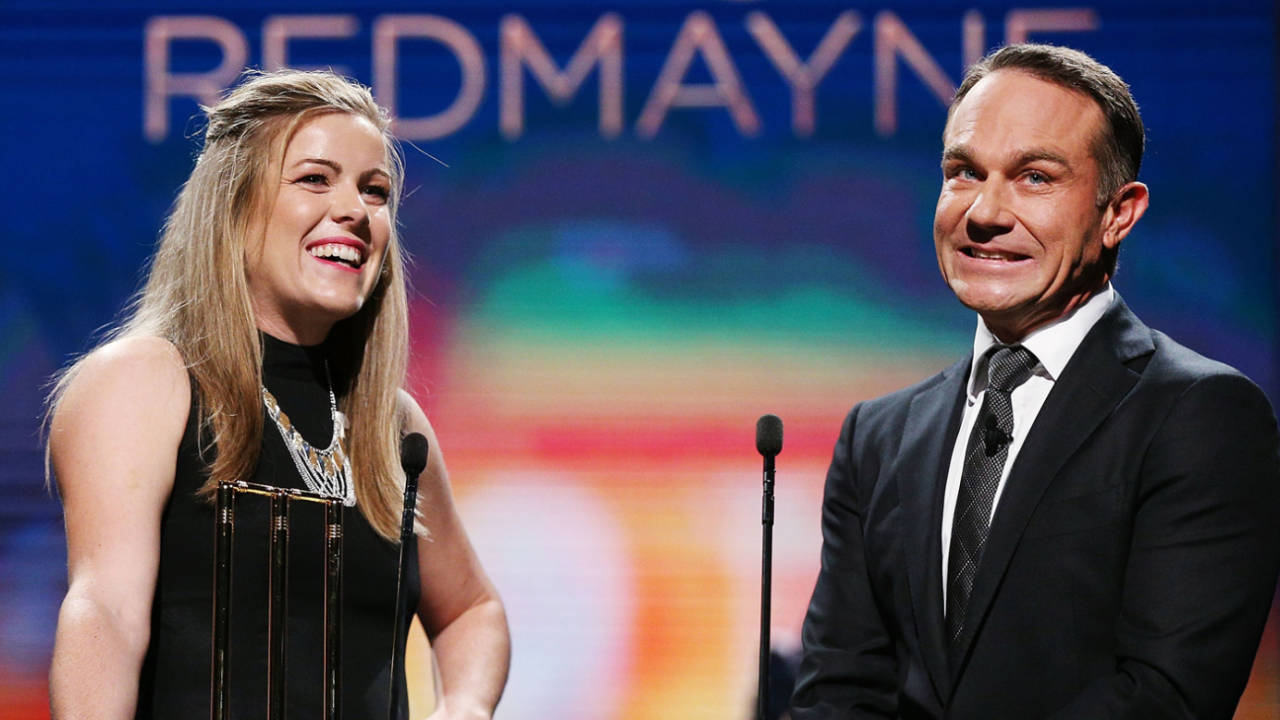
[
  {"left": 388, "top": 432, "right": 429, "bottom": 720},
  {"left": 755, "top": 414, "right": 783, "bottom": 720}
]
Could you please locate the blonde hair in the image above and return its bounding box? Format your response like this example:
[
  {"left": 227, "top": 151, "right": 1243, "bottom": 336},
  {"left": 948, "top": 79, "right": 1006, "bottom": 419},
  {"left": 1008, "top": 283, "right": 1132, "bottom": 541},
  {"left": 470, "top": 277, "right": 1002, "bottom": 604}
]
[{"left": 49, "top": 69, "right": 411, "bottom": 540}]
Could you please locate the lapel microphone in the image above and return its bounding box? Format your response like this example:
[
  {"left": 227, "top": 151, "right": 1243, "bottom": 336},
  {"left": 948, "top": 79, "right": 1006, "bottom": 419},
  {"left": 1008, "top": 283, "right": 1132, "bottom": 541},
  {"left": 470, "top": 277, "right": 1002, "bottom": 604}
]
[
  {"left": 982, "top": 413, "right": 1012, "bottom": 456},
  {"left": 388, "top": 432, "right": 429, "bottom": 720},
  {"left": 755, "top": 414, "right": 783, "bottom": 720}
]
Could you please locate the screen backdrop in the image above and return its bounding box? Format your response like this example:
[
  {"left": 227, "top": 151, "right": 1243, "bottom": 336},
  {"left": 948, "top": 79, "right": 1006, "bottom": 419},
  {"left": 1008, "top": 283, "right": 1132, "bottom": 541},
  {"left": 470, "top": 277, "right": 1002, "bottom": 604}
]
[{"left": 2, "top": 2, "right": 1276, "bottom": 718}]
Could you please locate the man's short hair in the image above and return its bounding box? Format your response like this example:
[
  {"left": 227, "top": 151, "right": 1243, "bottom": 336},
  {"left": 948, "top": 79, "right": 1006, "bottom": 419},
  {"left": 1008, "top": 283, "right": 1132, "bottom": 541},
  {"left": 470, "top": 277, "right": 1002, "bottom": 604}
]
[{"left": 951, "top": 44, "right": 1144, "bottom": 207}]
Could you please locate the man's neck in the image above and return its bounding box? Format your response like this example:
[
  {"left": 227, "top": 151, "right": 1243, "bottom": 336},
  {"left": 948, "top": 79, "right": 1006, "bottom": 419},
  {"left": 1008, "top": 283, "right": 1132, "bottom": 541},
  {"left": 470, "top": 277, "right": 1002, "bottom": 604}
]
[
  {"left": 982, "top": 282, "right": 1110, "bottom": 344},
  {"left": 969, "top": 284, "right": 1115, "bottom": 393}
]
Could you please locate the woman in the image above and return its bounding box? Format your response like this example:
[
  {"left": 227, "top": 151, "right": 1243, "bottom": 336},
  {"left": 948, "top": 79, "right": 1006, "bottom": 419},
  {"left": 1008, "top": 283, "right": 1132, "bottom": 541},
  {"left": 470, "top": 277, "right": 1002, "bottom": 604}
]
[{"left": 46, "top": 70, "right": 509, "bottom": 719}]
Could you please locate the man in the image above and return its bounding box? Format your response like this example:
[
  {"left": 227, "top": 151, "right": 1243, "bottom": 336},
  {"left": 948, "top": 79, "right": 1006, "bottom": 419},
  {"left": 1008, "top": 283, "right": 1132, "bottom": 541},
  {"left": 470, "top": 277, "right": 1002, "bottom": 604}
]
[{"left": 791, "top": 44, "right": 1280, "bottom": 719}]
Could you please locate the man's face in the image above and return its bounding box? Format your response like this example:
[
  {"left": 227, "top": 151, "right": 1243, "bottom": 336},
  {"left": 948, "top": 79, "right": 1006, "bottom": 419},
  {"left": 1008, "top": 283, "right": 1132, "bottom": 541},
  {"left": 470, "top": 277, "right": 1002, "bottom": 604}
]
[{"left": 934, "top": 70, "right": 1119, "bottom": 341}]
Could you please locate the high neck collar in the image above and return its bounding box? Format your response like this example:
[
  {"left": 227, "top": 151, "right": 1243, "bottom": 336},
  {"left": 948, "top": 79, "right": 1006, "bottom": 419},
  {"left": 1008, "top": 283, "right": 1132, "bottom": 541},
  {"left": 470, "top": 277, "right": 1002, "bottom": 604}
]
[{"left": 261, "top": 332, "right": 329, "bottom": 384}]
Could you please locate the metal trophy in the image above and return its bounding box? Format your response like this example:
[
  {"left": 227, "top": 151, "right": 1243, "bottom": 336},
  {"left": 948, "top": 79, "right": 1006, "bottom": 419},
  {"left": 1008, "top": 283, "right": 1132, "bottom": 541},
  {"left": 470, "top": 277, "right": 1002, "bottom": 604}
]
[
  {"left": 210, "top": 432, "right": 429, "bottom": 720},
  {"left": 211, "top": 481, "right": 345, "bottom": 720}
]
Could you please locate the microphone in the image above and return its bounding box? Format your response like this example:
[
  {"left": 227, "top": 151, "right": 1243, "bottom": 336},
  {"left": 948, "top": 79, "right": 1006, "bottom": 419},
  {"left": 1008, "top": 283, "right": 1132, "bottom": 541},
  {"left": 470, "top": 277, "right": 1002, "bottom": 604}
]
[
  {"left": 388, "top": 432, "right": 429, "bottom": 720},
  {"left": 982, "top": 413, "right": 1011, "bottom": 455},
  {"left": 399, "top": 433, "right": 430, "bottom": 511},
  {"left": 755, "top": 414, "right": 783, "bottom": 720},
  {"left": 757, "top": 414, "right": 783, "bottom": 466}
]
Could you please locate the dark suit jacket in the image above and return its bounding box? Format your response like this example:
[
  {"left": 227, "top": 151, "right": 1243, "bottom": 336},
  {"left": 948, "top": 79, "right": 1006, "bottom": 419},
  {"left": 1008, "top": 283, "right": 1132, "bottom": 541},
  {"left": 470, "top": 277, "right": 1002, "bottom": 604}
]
[{"left": 791, "top": 297, "right": 1280, "bottom": 719}]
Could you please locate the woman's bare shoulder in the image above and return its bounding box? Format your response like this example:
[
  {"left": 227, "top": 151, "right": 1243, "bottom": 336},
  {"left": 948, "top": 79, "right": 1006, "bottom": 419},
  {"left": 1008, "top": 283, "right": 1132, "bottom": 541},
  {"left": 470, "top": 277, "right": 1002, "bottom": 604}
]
[
  {"left": 396, "top": 388, "right": 437, "bottom": 440},
  {"left": 72, "top": 335, "right": 187, "bottom": 383},
  {"left": 51, "top": 336, "right": 191, "bottom": 448}
]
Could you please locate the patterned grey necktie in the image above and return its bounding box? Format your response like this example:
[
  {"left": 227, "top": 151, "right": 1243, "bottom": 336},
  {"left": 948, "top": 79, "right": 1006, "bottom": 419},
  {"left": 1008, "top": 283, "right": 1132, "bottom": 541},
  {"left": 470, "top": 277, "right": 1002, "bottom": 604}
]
[{"left": 945, "top": 344, "right": 1038, "bottom": 660}]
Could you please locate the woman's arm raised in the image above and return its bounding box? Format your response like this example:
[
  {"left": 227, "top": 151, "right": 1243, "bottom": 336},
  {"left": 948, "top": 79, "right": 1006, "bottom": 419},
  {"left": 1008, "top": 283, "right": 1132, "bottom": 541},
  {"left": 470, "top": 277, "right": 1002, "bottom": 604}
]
[{"left": 48, "top": 337, "right": 190, "bottom": 719}]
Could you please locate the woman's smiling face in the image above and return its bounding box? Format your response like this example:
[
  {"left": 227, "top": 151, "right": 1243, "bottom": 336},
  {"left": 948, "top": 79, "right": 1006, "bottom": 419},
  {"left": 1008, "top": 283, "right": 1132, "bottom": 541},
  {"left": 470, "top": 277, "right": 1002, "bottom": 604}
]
[{"left": 246, "top": 111, "right": 392, "bottom": 345}]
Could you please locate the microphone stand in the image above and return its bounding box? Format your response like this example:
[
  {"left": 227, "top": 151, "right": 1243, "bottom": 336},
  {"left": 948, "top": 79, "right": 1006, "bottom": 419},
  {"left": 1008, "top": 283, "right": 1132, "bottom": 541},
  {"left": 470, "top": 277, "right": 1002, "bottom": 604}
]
[
  {"left": 758, "top": 450, "right": 776, "bottom": 720},
  {"left": 755, "top": 413, "right": 781, "bottom": 720},
  {"left": 388, "top": 434, "right": 429, "bottom": 720}
]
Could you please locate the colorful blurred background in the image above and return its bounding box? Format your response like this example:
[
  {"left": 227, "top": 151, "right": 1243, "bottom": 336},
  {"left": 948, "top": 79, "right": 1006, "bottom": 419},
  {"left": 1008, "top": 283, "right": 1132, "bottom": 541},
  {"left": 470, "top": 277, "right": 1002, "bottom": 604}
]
[{"left": 2, "top": 1, "right": 1276, "bottom": 717}]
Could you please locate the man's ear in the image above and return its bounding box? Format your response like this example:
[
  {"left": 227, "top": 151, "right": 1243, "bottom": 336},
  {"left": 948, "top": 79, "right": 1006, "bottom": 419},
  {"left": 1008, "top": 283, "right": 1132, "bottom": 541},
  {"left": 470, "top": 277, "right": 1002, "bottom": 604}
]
[{"left": 1102, "top": 181, "right": 1149, "bottom": 251}]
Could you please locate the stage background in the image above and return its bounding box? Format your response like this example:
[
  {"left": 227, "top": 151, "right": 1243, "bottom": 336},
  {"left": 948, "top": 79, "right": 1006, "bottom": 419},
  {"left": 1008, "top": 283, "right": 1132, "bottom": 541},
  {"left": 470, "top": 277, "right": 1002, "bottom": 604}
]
[{"left": 2, "top": 1, "right": 1276, "bottom": 717}]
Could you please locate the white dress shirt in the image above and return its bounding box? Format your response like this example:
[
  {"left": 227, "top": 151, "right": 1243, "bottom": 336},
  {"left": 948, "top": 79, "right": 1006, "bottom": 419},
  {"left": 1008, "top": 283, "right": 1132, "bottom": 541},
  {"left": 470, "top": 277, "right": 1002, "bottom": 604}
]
[{"left": 940, "top": 284, "right": 1115, "bottom": 602}]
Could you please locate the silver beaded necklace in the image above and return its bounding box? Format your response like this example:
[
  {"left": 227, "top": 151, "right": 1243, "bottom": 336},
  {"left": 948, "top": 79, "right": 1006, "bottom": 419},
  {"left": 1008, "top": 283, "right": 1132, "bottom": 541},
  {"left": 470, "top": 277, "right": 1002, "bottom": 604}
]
[{"left": 261, "top": 366, "right": 356, "bottom": 506}]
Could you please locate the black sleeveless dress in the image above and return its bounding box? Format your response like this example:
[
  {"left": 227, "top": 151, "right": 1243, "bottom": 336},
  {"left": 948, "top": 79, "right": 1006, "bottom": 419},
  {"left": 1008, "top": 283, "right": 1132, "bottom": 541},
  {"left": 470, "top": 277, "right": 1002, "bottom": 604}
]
[{"left": 135, "top": 335, "right": 420, "bottom": 719}]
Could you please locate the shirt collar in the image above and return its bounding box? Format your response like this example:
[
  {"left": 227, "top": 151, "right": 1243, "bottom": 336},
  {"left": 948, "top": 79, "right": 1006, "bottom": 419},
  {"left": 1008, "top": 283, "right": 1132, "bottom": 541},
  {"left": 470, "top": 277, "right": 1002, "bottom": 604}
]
[{"left": 967, "top": 283, "right": 1115, "bottom": 397}]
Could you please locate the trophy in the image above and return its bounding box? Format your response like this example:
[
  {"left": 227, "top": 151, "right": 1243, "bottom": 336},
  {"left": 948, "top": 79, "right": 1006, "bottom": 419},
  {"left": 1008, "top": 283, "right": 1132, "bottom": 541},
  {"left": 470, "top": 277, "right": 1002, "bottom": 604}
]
[
  {"left": 209, "top": 432, "right": 428, "bottom": 720},
  {"left": 211, "top": 482, "right": 344, "bottom": 720}
]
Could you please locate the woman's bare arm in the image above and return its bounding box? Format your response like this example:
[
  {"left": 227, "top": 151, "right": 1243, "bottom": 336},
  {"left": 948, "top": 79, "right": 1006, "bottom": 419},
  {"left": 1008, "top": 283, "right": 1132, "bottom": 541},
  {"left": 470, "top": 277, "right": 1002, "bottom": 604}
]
[
  {"left": 401, "top": 391, "right": 510, "bottom": 720},
  {"left": 48, "top": 337, "right": 189, "bottom": 719}
]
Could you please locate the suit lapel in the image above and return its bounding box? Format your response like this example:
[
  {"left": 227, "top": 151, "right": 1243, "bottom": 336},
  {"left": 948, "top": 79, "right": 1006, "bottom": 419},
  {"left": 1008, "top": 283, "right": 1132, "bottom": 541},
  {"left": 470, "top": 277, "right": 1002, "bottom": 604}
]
[
  {"left": 948, "top": 297, "right": 1155, "bottom": 680},
  {"left": 897, "top": 358, "right": 969, "bottom": 702}
]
